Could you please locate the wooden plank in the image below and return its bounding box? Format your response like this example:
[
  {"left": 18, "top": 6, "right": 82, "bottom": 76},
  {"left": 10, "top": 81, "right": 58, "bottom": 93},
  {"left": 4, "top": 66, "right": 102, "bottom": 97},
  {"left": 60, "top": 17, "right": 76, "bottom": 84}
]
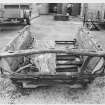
[
  {"left": 31, "top": 40, "right": 56, "bottom": 74},
  {"left": 56, "top": 61, "right": 82, "bottom": 65},
  {"left": 55, "top": 41, "right": 75, "bottom": 44},
  {"left": 56, "top": 65, "right": 78, "bottom": 72},
  {"left": 56, "top": 56, "right": 76, "bottom": 60},
  {"left": 0, "top": 48, "right": 105, "bottom": 58},
  {"left": 55, "top": 41, "right": 75, "bottom": 42}
]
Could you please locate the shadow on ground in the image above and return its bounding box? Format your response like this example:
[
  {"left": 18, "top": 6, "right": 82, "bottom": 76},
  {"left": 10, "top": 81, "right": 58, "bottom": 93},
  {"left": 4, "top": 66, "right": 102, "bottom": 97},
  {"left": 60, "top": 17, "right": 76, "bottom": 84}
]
[{"left": 0, "top": 24, "right": 25, "bottom": 32}]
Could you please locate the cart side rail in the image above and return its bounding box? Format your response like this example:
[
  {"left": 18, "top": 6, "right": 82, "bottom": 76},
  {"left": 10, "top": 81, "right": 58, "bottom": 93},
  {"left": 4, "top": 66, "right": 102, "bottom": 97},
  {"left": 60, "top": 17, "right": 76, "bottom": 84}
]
[
  {"left": 0, "top": 48, "right": 105, "bottom": 79},
  {"left": 0, "top": 48, "right": 105, "bottom": 58}
]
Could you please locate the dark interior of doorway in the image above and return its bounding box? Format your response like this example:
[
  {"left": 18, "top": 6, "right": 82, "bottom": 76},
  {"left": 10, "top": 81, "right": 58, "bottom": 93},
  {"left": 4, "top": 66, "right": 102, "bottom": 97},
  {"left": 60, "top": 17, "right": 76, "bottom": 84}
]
[
  {"left": 48, "top": 3, "right": 81, "bottom": 16},
  {"left": 48, "top": 3, "right": 58, "bottom": 13}
]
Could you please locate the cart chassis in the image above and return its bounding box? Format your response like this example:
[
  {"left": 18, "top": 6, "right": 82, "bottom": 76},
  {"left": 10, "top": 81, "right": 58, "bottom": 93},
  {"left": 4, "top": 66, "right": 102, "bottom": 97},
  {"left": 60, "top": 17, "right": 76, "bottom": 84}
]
[{"left": 0, "top": 40, "right": 105, "bottom": 88}]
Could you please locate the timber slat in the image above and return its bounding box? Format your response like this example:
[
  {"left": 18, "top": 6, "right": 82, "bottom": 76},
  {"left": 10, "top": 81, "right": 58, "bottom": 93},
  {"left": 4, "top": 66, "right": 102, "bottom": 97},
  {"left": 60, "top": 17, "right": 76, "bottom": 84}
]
[
  {"left": 56, "top": 61, "right": 82, "bottom": 65},
  {"left": 55, "top": 42, "right": 74, "bottom": 44},
  {"left": 55, "top": 41, "right": 75, "bottom": 42},
  {"left": 56, "top": 65, "right": 78, "bottom": 72},
  {"left": 56, "top": 54, "right": 77, "bottom": 57},
  {"left": 56, "top": 56, "right": 76, "bottom": 60},
  {"left": 56, "top": 68, "right": 78, "bottom": 72},
  {"left": 55, "top": 41, "right": 75, "bottom": 44}
]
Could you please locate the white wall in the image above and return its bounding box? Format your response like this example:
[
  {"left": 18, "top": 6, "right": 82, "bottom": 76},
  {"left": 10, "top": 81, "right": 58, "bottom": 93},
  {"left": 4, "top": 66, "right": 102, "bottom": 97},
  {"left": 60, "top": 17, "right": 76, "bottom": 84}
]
[
  {"left": 31, "top": 3, "right": 39, "bottom": 19},
  {"left": 38, "top": 3, "right": 49, "bottom": 15}
]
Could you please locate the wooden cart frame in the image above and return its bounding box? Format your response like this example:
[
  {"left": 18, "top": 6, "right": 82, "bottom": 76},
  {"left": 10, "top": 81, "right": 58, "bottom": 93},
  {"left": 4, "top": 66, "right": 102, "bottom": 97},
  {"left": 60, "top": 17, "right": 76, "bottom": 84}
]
[{"left": 0, "top": 26, "right": 105, "bottom": 88}]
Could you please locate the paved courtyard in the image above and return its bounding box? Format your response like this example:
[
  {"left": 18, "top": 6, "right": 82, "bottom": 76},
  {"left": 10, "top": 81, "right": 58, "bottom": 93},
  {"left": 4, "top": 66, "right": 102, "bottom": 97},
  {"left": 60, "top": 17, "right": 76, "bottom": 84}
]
[{"left": 30, "top": 15, "right": 82, "bottom": 40}]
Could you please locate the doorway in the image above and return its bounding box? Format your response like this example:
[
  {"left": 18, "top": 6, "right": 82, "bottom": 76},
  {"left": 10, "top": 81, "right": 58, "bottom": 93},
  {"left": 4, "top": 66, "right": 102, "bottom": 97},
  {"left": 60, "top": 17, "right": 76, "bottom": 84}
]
[
  {"left": 71, "top": 3, "right": 81, "bottom": 16},
  {"left": 48, "top": 3, "right": 58, "bottom": 13}
]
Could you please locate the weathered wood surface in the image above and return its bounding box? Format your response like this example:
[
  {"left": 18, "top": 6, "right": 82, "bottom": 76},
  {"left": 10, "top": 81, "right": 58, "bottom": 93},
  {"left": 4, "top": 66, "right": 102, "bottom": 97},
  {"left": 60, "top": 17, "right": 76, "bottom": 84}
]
[
  {"left": 0, "top": 26, "right": 33, "bottom": 72},
  {"left": 0, "top": 49, "right": 105, "bottom": 58},
  {"left": 0, "top": 33, "right": 56, "bottom": 74},
  {"left": 31, "top": 40, "right": 56, "bottom": 74},
  {"left": 0, "top": 26, "right": 104, "bottom": 74},
  {"left": 76, "top": 27, "right": 104, "bottom": 73}
]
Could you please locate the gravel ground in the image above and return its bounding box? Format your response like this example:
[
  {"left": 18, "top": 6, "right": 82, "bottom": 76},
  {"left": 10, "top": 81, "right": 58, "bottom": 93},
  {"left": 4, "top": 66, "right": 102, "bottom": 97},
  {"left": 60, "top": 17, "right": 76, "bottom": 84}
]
[
  {"left": 0, "top": 15, "right": 105, "bottom": 104},
  {"left": 1, "top": 77, "right": 105, "bottom": 104}
]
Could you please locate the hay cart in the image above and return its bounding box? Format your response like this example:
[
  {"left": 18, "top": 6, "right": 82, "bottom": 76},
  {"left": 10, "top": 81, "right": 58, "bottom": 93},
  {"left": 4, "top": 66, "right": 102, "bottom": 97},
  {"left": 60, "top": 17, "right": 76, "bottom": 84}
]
[{"left": 0, "top": 26, "right": 105, "bottom": 88}]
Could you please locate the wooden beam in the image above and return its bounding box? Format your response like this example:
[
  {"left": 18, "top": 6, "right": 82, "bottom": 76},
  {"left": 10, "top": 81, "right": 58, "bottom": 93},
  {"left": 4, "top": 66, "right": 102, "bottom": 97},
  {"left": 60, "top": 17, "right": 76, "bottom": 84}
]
[
  {"left": 0, "top": 48, "right": 105, "bottom": 58},
  {"left": 81, "top": 56, "right": 93, "bottom": 73}
]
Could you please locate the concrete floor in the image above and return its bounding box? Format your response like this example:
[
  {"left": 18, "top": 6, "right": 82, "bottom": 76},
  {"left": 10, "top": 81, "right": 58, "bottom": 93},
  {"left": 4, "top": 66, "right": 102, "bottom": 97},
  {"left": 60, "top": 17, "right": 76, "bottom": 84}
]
[{"left": 30, "top": 15, "right": 82, "bottom": 40}]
